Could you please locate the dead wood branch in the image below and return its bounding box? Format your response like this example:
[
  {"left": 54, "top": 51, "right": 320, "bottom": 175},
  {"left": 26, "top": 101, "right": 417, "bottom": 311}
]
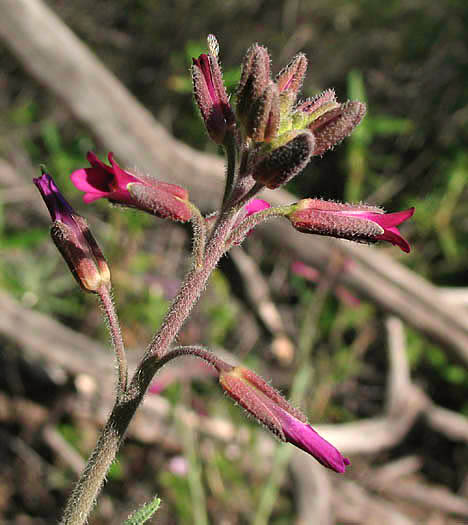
[
  {"left": 230, "top": 246, "right": 294, "bottom": 364},
  {"left": 3, "top": 292, "right": 468, "bottom": 460},
  {"left": 3, "top": 291, "right": 468, "bottom": 522},
  {"left": 368, "top": 456, "right": 423, "bottom": 486},
  {"left": 290, "top": 453, "right": 334, "bottom": 525},
  {"left": 366, "top": 477, "right": 468, "bottom": 519},
  {"left": 335, "top": 480, "right": 416, "bottom": 525}
]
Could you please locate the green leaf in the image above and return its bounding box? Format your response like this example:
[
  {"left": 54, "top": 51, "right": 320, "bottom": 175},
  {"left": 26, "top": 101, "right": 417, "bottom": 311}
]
[{"left": 125, "top": 495, "right": 161, "bottom": 525}]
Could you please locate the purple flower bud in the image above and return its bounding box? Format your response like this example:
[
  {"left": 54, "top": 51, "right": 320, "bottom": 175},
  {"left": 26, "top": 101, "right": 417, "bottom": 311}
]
[
  {"left": 295, "top": 89, "right": 338, "bottom": 116},
  {"left": 192, "top": 44, "right": 235, "bottom": 145},
  {"left": 247, "top": 81, "right": 280, "bottom": 142},
  {"left": 252, "top": 131, "right": 315, "bottom": 189},
  {"left": 71, "top": 152, "right": 192, "bottom": 222},
  {"left": 219, "top": 366, "right": 350, "bottom": 473},
  {"left": 236, "top": 44, "right": 271, "bottom": 128},
  {"left": 289, "top": 199, "right": 414, "bottom": 253},
  {"left": 311, "top": 101, "right": 367, "bottom": 156},
  {"left": 33, "top": 170, "right": 111, "bottom": 293},
  {"left": 276, "top": 53, "right": 307, "bottom": 93}
]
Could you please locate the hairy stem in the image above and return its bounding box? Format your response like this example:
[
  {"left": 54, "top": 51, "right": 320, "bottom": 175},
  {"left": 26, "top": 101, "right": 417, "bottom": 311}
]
[
  {"left": 98, "top": 285, "right": 127, "bottom": 397},
  {"left": 59, "top": 396, "right": 139, "bottom": 525},
  {"left": 142, "top": 210, "right": 236, "bottom": 364},
  {"left": 225, "top": 204, "right": 294, "bottom": 248},
  {"left": 60, "top": 210, "right": 236, "bottom": 525},
  {"left": 158, "top": 345, "right": 232, "bottom": 372},
  {"left": 189, "top": 203, "right": 208, "bottom": 270},
  {"left": 221, "top": 132, "right": 238, "bottom": 207}
]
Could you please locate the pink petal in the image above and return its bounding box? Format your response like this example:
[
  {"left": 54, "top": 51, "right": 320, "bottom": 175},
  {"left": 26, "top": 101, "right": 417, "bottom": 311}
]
[
  {"left": 71, "top": 167, "right": 112, "bottom": 193},
  {"left": 376, "top": 227, "right": 411, "bottom": 253},
  {"left": 87, "top": 151, "right": 113, "bottom": 173},
  {"left": 371, "top": 207, "right": 415, "bottom": 228},
  {"left": 108, "top": 152, "right": 140, "bottom": 188},
  {"left": 273, "top": 408, "right": 350, "bottom": 473},
  {"left": 291, "top": 261, "right": 320, "bottom": 282},
  {"left": 245, "top": 198, "right": 271, "bottom": 216},
  {"left": 82, "top": 191, "right": 108, "bottom": 204}
]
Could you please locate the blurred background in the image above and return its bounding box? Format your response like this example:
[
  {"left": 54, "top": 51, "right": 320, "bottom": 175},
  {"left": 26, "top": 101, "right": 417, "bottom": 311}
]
[{"left": 1, "top": 0, "right": 468, "bottom": 523}]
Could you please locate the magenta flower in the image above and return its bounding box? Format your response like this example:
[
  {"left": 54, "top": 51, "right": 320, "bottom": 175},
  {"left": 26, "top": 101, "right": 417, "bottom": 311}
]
[
  {"left": 34, "top": 169, "right": 76, "bottom": 227},
  {"left": 71, "top": 152, "right": 192, "bottom": 222},
  {"left": 367, "top": 208, "right": 415, "bottom": 252},
  {"left": 270, "top": 407, "right": 350, "bottom": 473},
  {"left": 33, "top": 170, "right": 110, "bottom": 293},
  {"left": 192, "top": 48, "right": 235, "bottom": 144},
  {"left": 245, "top": 198, "right": 271, "bottom": 216},
  {"left": 289, "top": 199, "right": 415, "bottom": 253},
  {"left": 220, "top": 366, "right": 349, "bottom": 473},
  {"left": 231, "top": 199, "right": 271, "bottom": 244}
]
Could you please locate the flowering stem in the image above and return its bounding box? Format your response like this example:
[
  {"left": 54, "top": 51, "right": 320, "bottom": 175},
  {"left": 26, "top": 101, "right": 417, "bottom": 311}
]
[
  {"left": 226, "top": 204, "right": 294, "bottom": 248},
  {"left": 221, "top": 132, "right": 238, "bottom": 207},
  {"left": 157, "top": 345, "right": 231, "bottom": 372},
  {"left": 144, "top": 211, "right": 236, "bottom": 364},
  {"left": 189, "top": 203, "right": 207, "bottom": 270},
  {"left": 97, "top": 285, "right": 127, "bottom": 397},
  {"left": 60, "top": 209, "right": 237, "bottom": 525},
  {"left": 230, "top": 181, "right": 265, "bottom": 210}
]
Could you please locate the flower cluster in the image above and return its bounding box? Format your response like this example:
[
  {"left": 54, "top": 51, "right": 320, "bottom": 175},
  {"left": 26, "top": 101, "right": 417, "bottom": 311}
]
[{"left": 34, "top": 36, "right": 415, "bottom": 479}]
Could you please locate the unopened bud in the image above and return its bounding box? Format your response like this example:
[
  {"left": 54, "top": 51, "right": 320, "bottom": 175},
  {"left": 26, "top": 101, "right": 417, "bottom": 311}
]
[
  {"left": 289, "top": 199, "right": 414, "bottom": 252},
  {"left": 236, "top": 44, "right": 271, "bottom": 127},
  {"left": 252, "top": 131, "right": 315, "bottom": 189},
  {"left": 219, "top": 366, "right": 350, "bottom": 473},
  {"left": 192, "top": 36, "right": 235, "bottom": 144},
  {"left": 247, "top": 81, "right": 280, "bottom": 142},
  {"left": 34, "top": 170, "right": 111, "bottom": 293},
  {"left": 312, "top": 101, "right": 366, "bottom": 156},
  {"left": 292, "top": 89, "right": 340, "bottom": 130},
  {"left": 275, "top": 53, "right": 308, "bottom": 107}
]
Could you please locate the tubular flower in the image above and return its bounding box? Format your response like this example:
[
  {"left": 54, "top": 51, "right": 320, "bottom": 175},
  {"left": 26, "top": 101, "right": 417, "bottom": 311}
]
[
  {"left": 289, "top": 199, "right": 414, "bottom": 253},
  {"left": 192, "top": 40, "right": 235, "bottom": 145},
  {"left": 219, "top": 366, "right": 350, "bottom": 473},
  {"left": 33, "top": 170, "right": 110, "bottom": 293},
  {"left": 71, "top": 152, "right": 192, "bottom": 222}
]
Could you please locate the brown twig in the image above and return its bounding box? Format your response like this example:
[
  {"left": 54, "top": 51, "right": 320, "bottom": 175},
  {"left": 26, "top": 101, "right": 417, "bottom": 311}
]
[{"left": 230, "top": 246, "right": 295, "bottom": 364}]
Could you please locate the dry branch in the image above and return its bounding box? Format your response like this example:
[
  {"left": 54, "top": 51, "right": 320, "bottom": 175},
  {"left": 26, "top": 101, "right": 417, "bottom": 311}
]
[
  {"left": 230, "top": 246, "right": 294, "bottom": 364},
  {"left": 3, "top": 284, "right": 468, "bottom": 521},
  {"left": 2, "top": 292, "right": 468, "bottom": 460},
  {"left": 290, "top": 453, "right": 334, "bottom": 525},
  {"left": 334, "top": 480, "right": 415, "bottom": 525}
]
